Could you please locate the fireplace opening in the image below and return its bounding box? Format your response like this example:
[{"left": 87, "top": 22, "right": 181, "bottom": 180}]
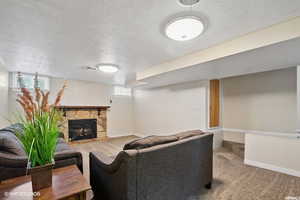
[{"left": 68, "top": 119, "right": 97, "bottom": 141}]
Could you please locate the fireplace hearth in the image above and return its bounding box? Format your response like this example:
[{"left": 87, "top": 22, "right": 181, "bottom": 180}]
[{"left": 68, "top": 119, "right": 97, "bottom": 141}]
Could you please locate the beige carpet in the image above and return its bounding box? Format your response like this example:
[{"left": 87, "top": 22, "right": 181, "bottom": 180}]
[{"left": 72, "top": 136, "right": 300, "bottom": 200}]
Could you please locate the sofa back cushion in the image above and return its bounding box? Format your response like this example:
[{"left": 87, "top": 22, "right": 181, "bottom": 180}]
[
  {"left": 123, "top": 135, "right": 178, "bottom": 150},
  {"left": 174, "top": 130, "right": 204, "bottom": 140},
  {"left": 0, "top": 131, "right": 26, "bottom": 156}
]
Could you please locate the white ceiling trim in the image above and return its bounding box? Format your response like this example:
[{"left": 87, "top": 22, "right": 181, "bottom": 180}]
[{"left": 137, "top": 16, "right": 300, "bottom": 81}]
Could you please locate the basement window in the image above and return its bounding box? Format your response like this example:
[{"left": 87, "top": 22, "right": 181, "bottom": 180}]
[
  {"left": 114, "top": 86, "right": 132, "bottom": 96},
  {"left": 9, "top": 72, "right": 50, "bottom": 91}
]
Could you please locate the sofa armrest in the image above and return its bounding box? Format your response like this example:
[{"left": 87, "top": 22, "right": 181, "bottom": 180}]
[
  {"left": 0, "top": 152, "right": 28, "bottom": 181},
  {"left": 0, "top": 151, "right": 28, "bottom": 168},
  {"left": 0, "top": 150, "right": 83, "bottom": 169},
  {"left": 89, "top": 150, "right": 138, "bottom": 200},
  {"left": 90, "top": 152, "right": 123, "bottom": 173},
  {"left": 55, "top": 150, "right": 82, "bottom": 160},
  {"left": 54, "top": 150, "right": 83, "bottom": 172}
]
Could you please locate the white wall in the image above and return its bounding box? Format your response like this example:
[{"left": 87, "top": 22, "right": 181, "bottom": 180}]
[
  {"left": 211, "top": 129, "right": 223, "bottom": 150},
  {"left": 0, "top": 63, "right": 8, "bottom": 127},
  {"left": 220, "top": 67, "right": 300, "bottom": 177},
  {"left": 50, "top": 78, "right": 134, "bottom": 137},
  {"left": 245, "top": 133, "right": 300, "bottom": 177},
  {"left": 222, "top": 67, "right": 297, "bottom": 143},
  {"left": 7, "top": 77, "right": 135, "bottom": 137},
  {"left": 6, "top": 76, "right": 218, "bottom": 145},
  {"left": 50, "top": 78, "right": 112, "bottom": 106},
  {"left": 223, "top": 131, "right": 245, "bottom": 144},
  {"left": 134, "top": 80, "right": 208, "bottom": 135},
  {"left": 133, "top": 80, "right": 223, "bottom": 149}
]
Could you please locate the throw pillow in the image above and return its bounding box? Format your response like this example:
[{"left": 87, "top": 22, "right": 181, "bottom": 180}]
[
  {"left": 174, "top": 130, "right": 204, "bottom": 140},
  {"left": 0, "top": 131, "right": 26, "bottom": 156},
  {"left": 123, "top": 135, "right": 178, "bottom": 150}
]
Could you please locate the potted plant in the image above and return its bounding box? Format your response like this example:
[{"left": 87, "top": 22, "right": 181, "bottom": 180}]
[{"left": 16, "top": 73, "right": 66, "bottom": 192}]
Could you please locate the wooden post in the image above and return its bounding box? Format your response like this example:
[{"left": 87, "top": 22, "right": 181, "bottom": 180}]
[{"left": 209, "top": 79, "right": 220, "bottom": 128}]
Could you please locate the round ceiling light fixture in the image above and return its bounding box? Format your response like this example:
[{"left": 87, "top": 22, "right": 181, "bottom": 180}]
[
  {"left": 178, "top": 0, "right": 200, "bottom": 7},
  {"left": 165, "top": 16, "right": 204, "bottom": 41},
  {"left": 97, "top": 64, "right": 119, "bottom": 73}
]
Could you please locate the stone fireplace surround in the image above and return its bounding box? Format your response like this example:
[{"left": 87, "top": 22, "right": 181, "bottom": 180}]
[{"left": 56, "top": 106, "right": 110, "bottom": 142}]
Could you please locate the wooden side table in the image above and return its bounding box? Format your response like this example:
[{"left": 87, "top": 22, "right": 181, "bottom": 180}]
[{"left": 0, "top": 165, "right": 91, "bottom": 200}]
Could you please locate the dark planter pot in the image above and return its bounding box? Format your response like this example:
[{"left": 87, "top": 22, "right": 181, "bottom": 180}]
[{"left": 29, "top": 162, "right": 54, "bottom": 192}]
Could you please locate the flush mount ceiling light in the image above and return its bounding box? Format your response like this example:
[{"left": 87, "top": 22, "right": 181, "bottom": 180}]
[
  {"left": 178, "top": 0, "right": 200, "bottom": 7},
  {"left": 165, "top": 16, "right": 204, "bottom": 41},
  {"left": 97, "top": 64, "right": 119, "bottom": 73}
]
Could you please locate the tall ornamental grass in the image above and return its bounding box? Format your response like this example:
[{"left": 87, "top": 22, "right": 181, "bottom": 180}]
[
  {"left": 16, "top": 73, "right": 66, "bottom": 167},
  {"left": 19, "top": 109, "right": 60, "bottom": 167}
]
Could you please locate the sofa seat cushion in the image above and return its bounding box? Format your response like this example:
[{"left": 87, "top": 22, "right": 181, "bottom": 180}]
[
  {"left": 0, "top": 131, "right": 26, "bottom": 156},
  {"left": 174, "top": 130, "right": 204, "bottom": 140},
  {"left": 56, "top": 141, "right": 72, "bottom": 152},
  {"left": 57, "top": 137, "right": 66, "bottom": 144},
  {"left": 123, "top": 135, "right": 178, "bottom": 150}
]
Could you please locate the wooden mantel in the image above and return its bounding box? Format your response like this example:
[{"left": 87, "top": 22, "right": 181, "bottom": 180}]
[{"left": 55, "top": 106, "right": 110, "bottom": 116}]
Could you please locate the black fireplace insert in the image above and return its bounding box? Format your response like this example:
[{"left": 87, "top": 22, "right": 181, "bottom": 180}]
[{"left": 68, "top": 119, "right": 97, "bottom": 141}]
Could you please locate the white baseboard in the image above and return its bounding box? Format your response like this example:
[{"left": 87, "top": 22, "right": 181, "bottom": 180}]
[
  {"left": 244, "top": 159, "right": 300, "bottom": 178},
  {"left": 108, "top": 134, "right": 128, "bottom": 138},
  {"left": 223, "top": 128, "right": 300, "bottom": 139}
]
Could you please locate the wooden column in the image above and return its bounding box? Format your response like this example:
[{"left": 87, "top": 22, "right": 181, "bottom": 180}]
[{"left": 209, "top": 79, "right": 220, "bottom": 128}]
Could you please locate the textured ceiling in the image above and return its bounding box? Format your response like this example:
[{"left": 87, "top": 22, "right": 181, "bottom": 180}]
[{"left": 0, "top": 0, "right": 300, "bottom": 85}]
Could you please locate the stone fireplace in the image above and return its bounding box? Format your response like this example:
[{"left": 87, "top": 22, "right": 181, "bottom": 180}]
[{"left": 56, "top": 106, "right": 110, "bottom": 142}]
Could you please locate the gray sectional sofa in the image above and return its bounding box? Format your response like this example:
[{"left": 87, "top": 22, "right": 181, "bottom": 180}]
[
  {"left": 90, "top": 131, "right": 213, "bottom": 200},
  {"left": 0, "top": 124, "right": 83, "bottom": 181}
]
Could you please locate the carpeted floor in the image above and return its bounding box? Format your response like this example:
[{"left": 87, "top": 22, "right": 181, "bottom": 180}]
[{"left": 72, "top": 136, "right": 300, "bottom": 200}]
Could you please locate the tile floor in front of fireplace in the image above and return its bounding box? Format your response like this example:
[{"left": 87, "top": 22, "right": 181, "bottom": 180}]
[{"left": 72, "top": 136, "right": 300, "bottom": 200}]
